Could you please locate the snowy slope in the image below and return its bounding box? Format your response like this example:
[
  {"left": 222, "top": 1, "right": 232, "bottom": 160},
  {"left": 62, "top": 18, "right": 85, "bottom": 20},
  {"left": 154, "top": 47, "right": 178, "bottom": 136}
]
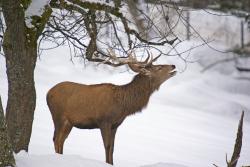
[
  {"left": 1, "top": 43, "right": 249, "bottom": 167},
  {"left": 15, "top": 151, "right": 112, "bottom": 167},
  {"left": 0, "top": 8, "right": 250, "bottom": 167}
]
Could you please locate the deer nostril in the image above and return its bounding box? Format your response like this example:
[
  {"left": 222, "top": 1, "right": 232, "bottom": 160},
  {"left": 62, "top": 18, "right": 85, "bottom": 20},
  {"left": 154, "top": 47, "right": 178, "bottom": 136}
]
[{"left": 172, "top": 65, "right": 176, "bottom": 69}]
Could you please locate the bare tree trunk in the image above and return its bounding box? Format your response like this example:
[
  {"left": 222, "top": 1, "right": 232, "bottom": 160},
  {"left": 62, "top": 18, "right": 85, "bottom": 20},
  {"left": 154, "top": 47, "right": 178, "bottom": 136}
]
[
  {"left": 2, "top": 0, "right": 37, "bottom": 152},
  {"left": 126, "top": 0, "right": 148, "bottom": 39},
  {"left": 0, "top": 96, "right": 15, "bottom": 167}
]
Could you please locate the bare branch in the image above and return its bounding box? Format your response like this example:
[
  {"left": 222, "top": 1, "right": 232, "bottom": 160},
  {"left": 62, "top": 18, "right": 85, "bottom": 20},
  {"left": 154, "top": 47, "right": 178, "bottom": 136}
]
[{"left": 227, "top": 111, "right": 244, "bottom": 167}]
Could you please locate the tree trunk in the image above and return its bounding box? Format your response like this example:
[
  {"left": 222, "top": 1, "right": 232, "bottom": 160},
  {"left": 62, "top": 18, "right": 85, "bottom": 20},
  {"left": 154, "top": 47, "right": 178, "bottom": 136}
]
[
  {"left": 126, "top": 0, "right": 148, "bottom": 40},
  {"left": 2, "top": 0, "right": 37, "bottom": 153},
  {"left": 0, "top": 96, "right": 15, "bottom": 167}
]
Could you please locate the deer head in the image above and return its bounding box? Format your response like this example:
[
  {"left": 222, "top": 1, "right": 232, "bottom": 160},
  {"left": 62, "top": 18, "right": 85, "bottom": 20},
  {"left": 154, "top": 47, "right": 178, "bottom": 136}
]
[{"left": 108, "top": 49, "right": 176, "bottom": 86}]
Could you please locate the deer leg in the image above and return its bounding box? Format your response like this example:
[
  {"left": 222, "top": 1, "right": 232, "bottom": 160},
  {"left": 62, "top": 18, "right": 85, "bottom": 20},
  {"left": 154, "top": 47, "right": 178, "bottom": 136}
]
[
  {"left": 108, "top": 127, "right": 117, "bottom": 165},
  {"left": 100, "top": 125, "right": 112, "bottom": 164},
  {"left": 54, "top": 120, "right": 72, "bottom": 154}
]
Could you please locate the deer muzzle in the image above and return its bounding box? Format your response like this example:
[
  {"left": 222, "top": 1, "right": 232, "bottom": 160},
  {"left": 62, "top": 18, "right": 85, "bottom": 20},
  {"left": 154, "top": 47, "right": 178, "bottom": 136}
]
[{"left": 169, "top": 65, "right": 177, "bottom": 76}]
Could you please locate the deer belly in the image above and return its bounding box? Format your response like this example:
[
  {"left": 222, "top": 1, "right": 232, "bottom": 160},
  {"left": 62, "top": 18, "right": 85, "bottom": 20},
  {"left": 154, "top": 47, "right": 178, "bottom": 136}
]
[
  {"left": 74, "top": 123, "right": 98, "bottom": 129},
  {"left": 71, "top": 117, "right": 99, "bottom": 129}
]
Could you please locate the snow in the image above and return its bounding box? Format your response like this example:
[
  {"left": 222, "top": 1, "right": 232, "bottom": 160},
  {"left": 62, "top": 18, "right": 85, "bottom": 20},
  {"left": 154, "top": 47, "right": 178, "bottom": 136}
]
[
  {"left": 1, "top": 6, "right": 250, "bottom": 167},
  {"left": 15, "top": 151, "right": 112, "bottom": 167},
  {"left": 142, "top": 163, "right": 188, "bottom": 167}
]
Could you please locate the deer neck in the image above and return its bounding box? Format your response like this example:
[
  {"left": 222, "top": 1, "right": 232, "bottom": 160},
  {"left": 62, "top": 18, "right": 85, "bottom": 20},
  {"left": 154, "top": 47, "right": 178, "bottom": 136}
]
[{"left": 117, "top": 74, "right": 158, "bottom": 116}]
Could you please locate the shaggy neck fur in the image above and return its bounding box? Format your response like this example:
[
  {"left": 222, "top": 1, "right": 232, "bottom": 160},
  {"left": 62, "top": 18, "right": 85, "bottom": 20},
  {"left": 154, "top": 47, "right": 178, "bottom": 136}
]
[{"left": 116, "top": 74, "right": 161, "bottom": 116}]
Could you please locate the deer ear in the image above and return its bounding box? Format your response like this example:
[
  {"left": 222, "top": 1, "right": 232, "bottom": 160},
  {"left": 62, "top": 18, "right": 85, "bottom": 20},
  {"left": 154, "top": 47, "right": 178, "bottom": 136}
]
[
  {"left": 128, "top": 63, "right": 151, "bottom": 76},
  {"left": 155, "top": 66, "right": 162, "bottom": 71},
  {"left": 128, "top": 63, "right": 141, "bottom": 73},
  {"left": 140, "top": 69, "right": 152, "bottom": 76}
]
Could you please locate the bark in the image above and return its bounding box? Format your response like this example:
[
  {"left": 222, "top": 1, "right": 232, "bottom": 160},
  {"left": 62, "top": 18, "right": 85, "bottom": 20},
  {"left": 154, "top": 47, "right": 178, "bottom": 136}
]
[
  {"left": 2, "top": 0, "right": 37, "bottom": 152},
  {"left": 0, "top": 96, "right": 15, "bottom": 167},
  {"left": 85, "top": 10, "right": 98, "bottom": 59},
  {"left": 126, "top": 0, "right": 148, "bottom": 39}
]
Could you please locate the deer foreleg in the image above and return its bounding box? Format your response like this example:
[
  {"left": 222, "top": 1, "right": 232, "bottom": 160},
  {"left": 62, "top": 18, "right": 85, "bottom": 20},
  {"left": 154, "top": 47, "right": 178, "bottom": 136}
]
[
  {"left": 109, "top": 127, "right": 117, "bottom": 164},
  {"left": 100, "top": 125, "right": 113, "bottom": 164}
]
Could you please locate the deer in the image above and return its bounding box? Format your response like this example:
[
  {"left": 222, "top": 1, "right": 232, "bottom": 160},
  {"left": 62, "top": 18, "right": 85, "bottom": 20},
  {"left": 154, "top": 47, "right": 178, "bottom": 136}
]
[{"left": 46, "top": 50, "right": 176, "bottom": 165}]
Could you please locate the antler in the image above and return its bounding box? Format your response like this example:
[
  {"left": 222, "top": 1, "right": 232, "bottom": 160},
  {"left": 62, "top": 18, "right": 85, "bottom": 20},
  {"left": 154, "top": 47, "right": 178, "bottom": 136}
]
[
  {"left": 145, "top": 50, "right": 161, "bottom": 66},
  {"left": 107, "top": 49, "right": 161, "bottom": 73},
  {"left": 107, "top": 49, "right": 137, "bottom": 64}
]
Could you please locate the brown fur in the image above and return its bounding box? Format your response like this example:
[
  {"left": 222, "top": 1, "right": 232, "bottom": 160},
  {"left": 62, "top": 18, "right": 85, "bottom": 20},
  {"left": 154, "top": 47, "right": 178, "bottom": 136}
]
[{"left": 47, "top": 64, "right": 176, "bottom": 165}]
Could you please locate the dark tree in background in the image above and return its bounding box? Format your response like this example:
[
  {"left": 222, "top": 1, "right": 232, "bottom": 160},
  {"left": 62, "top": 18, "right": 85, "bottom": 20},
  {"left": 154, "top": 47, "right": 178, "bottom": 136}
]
[{"left": 179, "top": 0, "right": 250, "bottom": 11}]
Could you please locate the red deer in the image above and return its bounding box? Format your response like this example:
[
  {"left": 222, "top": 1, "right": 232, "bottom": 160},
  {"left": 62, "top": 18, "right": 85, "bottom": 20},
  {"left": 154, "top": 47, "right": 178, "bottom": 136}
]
[{"left": 46, "top": 51, "right": 176, "bottom": 165}]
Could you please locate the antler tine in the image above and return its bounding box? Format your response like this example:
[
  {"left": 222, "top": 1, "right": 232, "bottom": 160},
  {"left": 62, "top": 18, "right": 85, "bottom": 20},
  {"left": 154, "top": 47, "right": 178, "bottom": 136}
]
[
  {"left": 127, "top": 50, "right": 138, "bottom": 62},
  {"left": 152, "top": 53, "right": 161, "bottom": 62},
  {"left": 143, "top": 49, "right": 152, "bottom": 64},
  {"left": 107, "top": 48, "right": 119, "bottom": 63},
  {"left": 107, "top": 48, "right": 161, "bottom": 72},
  {"left": 147, "top": 52, "right": 161, "bottom": 66}
]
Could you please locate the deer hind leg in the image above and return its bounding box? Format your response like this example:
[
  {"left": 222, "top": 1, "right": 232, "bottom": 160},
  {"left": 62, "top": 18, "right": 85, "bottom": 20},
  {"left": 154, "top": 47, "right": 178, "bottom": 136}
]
[{"left": 53, "top": 119, "right": 72, "bottom": 154}]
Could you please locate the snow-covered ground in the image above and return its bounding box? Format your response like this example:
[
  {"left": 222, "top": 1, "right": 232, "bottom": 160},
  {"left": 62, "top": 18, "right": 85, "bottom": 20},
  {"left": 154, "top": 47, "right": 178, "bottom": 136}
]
[{"left": 0, "top": 9, "right": 250, "bottom": 167}]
